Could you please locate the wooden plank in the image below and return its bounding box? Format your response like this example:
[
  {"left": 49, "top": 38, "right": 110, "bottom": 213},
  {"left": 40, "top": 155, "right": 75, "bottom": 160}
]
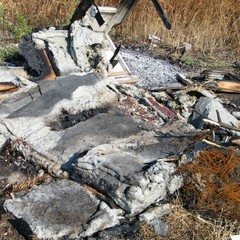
[
  {"left": 115, "top": 77, "right": 138, "bottom": 84},
  {"left": 104, "top": 0, "right": 139, "bottom": 33},
  {"left": 217, "top": 81, "right": 240, "bottom": 93},
  {"left": 108, "top": 71, "right": 129, "bottom": 77}
]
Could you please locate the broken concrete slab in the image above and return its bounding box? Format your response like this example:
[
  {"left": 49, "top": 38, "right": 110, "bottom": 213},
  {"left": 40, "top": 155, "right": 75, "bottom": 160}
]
[
  {"left": 80, "top": 201, "right": 123, "bottom": 238},
  {"left": 0, "top": 73, "right": 123, "bottom": 178},
  {"left": 0, "top": 73, "right": 116, "bottom": 143},
  {"left": 70, "top": 133, "right": 184, "bottom": 215},
  {"left": 189, "top": 97, "right": 239, "bottom": 129},
  {"left": 2, "top": 73, "right": 111, "bottom": 118},
  {"left": 3, "top": 113, "right": 145, "bottom": 176},
  {"left": 4, "top": 179, "right": 122, "bottom": 239}
]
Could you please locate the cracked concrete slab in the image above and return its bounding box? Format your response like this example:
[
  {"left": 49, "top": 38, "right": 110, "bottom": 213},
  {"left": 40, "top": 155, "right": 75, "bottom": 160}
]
[
  {"left": 0, "top": 73, "right": 118, "bottom": 169},
  {"left": 4, "top": 179, "right": 123, "bottom": 239},
  {"left": 69, "top": 132, "right": 184, "bottom": 215}
]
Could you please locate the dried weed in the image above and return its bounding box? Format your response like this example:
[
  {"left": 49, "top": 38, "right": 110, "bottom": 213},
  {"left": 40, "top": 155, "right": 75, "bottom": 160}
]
[
  {"left": 1, "top": 0, "right": 239, "bottom": 56},
  {"left": 3, "top": 175, "right": 47, "bottom": 199},
  {"left": 139, "top": 202, "right": 239, "bottom": 240},
  {"left": 179, "top": 148, "right": 240, "bottom": 221}
]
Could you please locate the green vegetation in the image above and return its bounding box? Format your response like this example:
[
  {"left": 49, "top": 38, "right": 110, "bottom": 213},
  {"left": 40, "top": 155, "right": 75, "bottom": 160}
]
[
  {"left": 181, "top": 56, "right": 199, "bottom": 67},
  {"left": 0, "top": 46, "right": 19, "bottom": 62},
  {"left": 12, "top": 14, "right": 32, "bottom": 40}
]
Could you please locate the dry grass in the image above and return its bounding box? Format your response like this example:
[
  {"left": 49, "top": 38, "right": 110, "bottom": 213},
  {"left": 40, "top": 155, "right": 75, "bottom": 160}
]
[
  {"left": 2, "top": 175, "right": 48, "bottom": 200},
  {"left": 139, "top": 202, "right": 240, "bottom": 240},
  {"left": 0, "top": 0, "right": 239, "bottom": 57},
  {"left": 179, "top": 148, "right": 240, "bottom": 222},
  {"left": 1, "top": 0, "right": 79, "bottom": 27}
]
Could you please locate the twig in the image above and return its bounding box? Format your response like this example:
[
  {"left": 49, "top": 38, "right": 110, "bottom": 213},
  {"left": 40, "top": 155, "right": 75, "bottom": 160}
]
[
  {"left": 150, "top": 86, "right": 186, "bottom": 92},
  {"left": 202, "top": 139, "right": 227, "bottom": 149},
  {"left": 192, "top": 109, "right": 240, "bottom": 132},
  {"left": 156, "top": 156, "right": 179, "bottom": 162}
]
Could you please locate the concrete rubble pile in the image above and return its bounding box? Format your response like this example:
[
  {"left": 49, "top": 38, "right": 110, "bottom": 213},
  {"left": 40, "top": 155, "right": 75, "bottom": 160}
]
[
  {"left": 0, "top": 1, "right": 240, "bottom": 240},
  {"left": 20, "top": 5, "right": 111, "bottom": 78}
]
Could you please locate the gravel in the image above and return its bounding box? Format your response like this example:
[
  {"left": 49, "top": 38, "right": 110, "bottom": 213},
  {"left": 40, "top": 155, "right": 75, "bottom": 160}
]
[{"left": 120, "top": 48, "right": 184, "bottom": 89}]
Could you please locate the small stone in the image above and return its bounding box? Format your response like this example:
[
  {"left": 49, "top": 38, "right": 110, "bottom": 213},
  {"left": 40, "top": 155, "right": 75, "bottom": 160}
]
[
  {"left": 150, "top": 219, "right": 169, "bottom": 236},
  {"left": 139, "top": 204, "right": 171, "bottom": 222}
]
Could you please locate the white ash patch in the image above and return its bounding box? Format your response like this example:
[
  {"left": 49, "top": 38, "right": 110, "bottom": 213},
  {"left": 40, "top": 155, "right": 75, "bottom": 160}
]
[{"left": 120, "top": 48, "right": 183, "bottom": 89}]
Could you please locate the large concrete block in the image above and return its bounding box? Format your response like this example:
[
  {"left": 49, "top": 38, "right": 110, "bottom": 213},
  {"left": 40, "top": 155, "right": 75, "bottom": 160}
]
[{"left": 4, "top": 179, "right": 123, "bottom": 239}]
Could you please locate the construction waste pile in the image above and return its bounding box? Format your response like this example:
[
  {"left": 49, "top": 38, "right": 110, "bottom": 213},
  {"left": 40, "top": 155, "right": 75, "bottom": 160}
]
[{"left": 0, "top": 0, "right": 239, "bottom": 239}]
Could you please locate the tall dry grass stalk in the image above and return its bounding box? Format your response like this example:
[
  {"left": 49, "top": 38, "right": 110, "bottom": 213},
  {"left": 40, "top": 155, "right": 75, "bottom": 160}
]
[
  {"left": 1, "top": 0, "right": 79, "bottom": 27},
  {"left": 1, "top": 0, "right": 240, "bottom": 55}
]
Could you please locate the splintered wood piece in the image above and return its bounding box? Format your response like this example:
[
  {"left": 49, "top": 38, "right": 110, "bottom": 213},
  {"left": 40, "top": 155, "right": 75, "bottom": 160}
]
[
  {"left": 217, "top": 81, "right": 240, "bottom": 93},
  {"left": 0, "top": 85, "right": 19, "bottom": 99},
  {"left": 231, "top": 138, "right": 240, "bottom": 146},
  {"left": 202, "top": 139, "right": 227, "bottom": 149},
  {"left": 41, "top": 49, "right": 57, "bottom": 81},
  {"left": 0, "top": 83, "right": 18, "bottom": 91}
]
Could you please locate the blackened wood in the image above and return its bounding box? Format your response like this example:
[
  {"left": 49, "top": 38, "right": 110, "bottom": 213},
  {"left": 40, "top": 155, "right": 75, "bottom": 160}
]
[
  {"left": 70, "top": 0, "right": 94, "bottom": 23},
  {"left": 151, "top": 0, "right": 172, "bottom": 30}
]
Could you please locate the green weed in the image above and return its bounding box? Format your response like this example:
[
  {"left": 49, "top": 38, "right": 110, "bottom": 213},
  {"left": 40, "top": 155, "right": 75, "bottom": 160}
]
[
  {"left": 0, "top": 46, "right": 19, "bottom": 62},
  {"left": 181, "top": 56, "right": 199, "bottom": 66},
  {"left": 12, "top": 14, "right": 31, "bottom": 40}
]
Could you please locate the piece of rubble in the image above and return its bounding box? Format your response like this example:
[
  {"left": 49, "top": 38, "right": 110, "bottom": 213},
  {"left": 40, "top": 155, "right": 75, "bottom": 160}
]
[
  {"left": 139, "top": 204, "right": 171, "bottom": 236},
  {"left": 148, "top": 34, "right": 161, "bottom": 48},
  {"left": 0, "top": 66, "right": 28, "bottom": 85},
  {"left": 0, "top": 66, "right": 26, "bottom": 94},
  {"left": 233, "top": 112, "right": 240, "bottom": 120},
  {"left": 178, "top": 42, "right": 192, "bottom": 55},
  {"left": 217, "top": 81, "right": 240, "bottom": 93},
  {"left": 191, "top": 70, "right": 240, "bottom": 93},
  {"left": 4, "top": 179, "right": 123, "bottom": 239},
  {"left": 19, "top": 5, "right": 112, "bottom": 79},
  {"left": 139, "top": 204, "right": 171, "bottom": 222},
  {"left": 32, "top": 28, "right": 81, "bottom": 76},
  {"left": 189, "top": 97, "right": 239, "bottom": 129},
  {"left": 0, "top": 134, "right": 7, "bottom": 149},
  {"left": 149, "top": 219, "right": 169, "bottom": 236},
  {"left": 96, "top": 222, "right": 141, "bottom": 239},
  {"left": 70, "top": 134, "right": 184, "bottom": 215},
  {"left": 80, "top": 201, "right": 123, "bottom": 237}
]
